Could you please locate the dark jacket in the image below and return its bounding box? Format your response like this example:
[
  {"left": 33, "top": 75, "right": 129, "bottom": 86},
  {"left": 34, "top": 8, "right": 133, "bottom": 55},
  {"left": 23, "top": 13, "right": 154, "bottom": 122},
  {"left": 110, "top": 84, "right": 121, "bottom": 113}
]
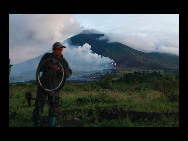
[
  {"left": 38, "top": 53, "right": 72, "bottom": 78},
  {"left": 37, "top": 53, "right": 72, "bottom": 90}
]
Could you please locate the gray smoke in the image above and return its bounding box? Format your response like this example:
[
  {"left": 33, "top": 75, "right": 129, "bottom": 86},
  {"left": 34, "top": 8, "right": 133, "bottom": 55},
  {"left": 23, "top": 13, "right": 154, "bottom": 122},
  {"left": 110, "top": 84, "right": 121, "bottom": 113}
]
[{"left": 63, "top": 42, "right": 114, "bottom": 72}]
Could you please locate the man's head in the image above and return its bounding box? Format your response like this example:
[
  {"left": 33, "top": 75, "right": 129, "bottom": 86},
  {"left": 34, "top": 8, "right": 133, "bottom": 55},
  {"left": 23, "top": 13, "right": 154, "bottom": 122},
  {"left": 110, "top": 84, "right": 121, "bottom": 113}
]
[{"left": 52, "top": 42, "right": 66, "bottom": 58}]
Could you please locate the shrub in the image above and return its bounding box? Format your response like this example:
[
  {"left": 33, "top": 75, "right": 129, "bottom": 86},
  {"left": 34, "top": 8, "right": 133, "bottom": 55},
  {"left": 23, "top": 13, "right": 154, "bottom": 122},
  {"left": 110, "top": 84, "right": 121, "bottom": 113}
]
[
  {"left": 161, "top": 73, "right": 178, "bottom": 92},
  {"left": 96, "top": 72, "right": 116, "bottom": 89},
  {"left": 159, "top": 73, "right": 179, "bottom": 102},
  {"left": 9, "top": 59, "right": 13, "bottom": 75}
]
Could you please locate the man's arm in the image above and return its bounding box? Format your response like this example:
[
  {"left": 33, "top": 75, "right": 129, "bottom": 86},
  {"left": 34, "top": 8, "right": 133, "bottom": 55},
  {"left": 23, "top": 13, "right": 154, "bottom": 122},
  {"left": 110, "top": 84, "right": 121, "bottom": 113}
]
[{"left": 64, "top": 59, "right": 72, "bottom": 78}]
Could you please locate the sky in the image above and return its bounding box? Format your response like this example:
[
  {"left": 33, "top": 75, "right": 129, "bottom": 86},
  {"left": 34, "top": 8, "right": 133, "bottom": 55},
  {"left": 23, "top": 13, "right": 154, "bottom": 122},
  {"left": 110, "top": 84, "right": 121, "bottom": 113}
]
[
  {"left": 74, "top": 14, "right": 179, "bottom": 55},
  {"left": 9, "top": 14, "right": 179, "bottom": 65}
]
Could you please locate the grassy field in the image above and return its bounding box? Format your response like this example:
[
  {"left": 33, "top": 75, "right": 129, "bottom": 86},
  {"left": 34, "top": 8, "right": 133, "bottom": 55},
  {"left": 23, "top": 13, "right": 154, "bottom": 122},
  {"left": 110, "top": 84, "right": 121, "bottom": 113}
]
[{"left": 9, "top": 73, "right": 179, "bottom": 127}]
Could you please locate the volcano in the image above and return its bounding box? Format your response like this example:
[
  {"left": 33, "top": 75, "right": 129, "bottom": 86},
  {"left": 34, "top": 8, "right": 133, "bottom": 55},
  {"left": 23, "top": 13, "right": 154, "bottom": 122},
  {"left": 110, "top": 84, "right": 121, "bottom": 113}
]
[{"left": 67, "top": 30, "right": 179, "bottom": 74}]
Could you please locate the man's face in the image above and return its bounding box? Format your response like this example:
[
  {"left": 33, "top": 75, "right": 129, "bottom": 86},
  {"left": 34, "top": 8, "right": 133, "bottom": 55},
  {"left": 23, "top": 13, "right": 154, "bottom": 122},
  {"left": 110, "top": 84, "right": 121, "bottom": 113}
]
[{"left": 53, "top": 48, "right": 63, "bottom": 58}]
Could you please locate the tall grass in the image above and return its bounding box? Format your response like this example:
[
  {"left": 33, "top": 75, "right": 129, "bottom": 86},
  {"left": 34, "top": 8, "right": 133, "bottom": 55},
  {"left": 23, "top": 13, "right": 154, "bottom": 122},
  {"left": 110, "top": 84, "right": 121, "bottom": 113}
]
[{"left": 9, "top": 75, "right": 179, "bottom": 127}]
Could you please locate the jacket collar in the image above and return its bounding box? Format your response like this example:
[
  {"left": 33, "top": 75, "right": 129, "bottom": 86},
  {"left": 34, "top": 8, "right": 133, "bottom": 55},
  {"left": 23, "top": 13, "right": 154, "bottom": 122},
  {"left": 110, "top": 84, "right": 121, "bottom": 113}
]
[{"left": 51, "top": 52, "right": 64, "bottom": 58}]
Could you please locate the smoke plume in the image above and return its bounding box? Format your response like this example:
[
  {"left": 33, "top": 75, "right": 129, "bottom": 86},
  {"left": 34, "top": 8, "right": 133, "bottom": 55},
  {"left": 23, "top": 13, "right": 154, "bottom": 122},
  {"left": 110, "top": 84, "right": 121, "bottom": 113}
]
[{"left": 63, "top": 42, "right": 114, "bottom": 72}]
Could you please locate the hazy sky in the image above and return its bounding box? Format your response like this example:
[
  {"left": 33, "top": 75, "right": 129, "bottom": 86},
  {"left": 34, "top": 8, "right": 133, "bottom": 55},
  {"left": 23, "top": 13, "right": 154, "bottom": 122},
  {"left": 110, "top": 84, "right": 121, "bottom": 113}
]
[
  {"left": 74, "top": 14, "right": 179, "bottom": 34},
  {"left": 9, "top": 14, "right": 179, "bottom": 64},
  {"left": 74, "top": 14, "right": 179, "bottom": 55}
]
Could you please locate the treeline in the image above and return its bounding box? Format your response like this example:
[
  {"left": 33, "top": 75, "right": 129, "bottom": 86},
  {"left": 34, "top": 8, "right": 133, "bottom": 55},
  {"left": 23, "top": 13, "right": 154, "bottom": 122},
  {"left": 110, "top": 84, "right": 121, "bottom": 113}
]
[
  {"left": 99, "top": 71, "right": 179, "bottom": 87},
  {"left": 116, "top": 71, "right": 163, "bottom": 84},
  {"left": 25, "top": 70, "right": 179, "bottom": 103},
  {"left": 95, "top": 71, "right": 179, "bottom": 102}
]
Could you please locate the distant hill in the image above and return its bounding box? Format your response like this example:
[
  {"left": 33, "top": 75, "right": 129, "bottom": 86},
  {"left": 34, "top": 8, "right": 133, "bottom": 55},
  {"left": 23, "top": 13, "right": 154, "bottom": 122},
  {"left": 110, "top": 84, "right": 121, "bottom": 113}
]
[{"left": 68, "top": 30, "right": 179, "bottom": 74}]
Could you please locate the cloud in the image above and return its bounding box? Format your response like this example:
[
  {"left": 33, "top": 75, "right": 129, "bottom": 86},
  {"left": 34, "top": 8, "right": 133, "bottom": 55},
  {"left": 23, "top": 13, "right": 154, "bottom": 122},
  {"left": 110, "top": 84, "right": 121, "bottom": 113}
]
[
  {"left": 102, "top": 33, "right": 159, "bottom": 52},
  {"left": 9, "top": 14, "right": 85, "bottom": 64},
  {"left": 156, "top": 45, "right": 179, "bottom": 56},
  {"left": 101, "top": 32, "right": 179, "bottom": 56}
]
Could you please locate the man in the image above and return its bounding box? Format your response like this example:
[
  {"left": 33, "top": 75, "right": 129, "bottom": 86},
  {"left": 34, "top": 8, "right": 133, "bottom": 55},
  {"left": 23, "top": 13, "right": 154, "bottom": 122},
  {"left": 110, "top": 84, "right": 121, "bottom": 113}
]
[{"left": 32, "top": 42, "right": 72, "bottom": 127}]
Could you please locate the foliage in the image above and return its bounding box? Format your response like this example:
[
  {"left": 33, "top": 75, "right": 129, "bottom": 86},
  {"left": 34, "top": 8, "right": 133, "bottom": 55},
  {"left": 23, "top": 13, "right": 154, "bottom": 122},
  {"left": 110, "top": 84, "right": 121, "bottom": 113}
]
[
  {"left": 9, "top": 81, "right": 179, "bottom": 127},
  {"left": 96, "top": 72, "right": 117, "bottom": 89},
  {"left": 160, "top": 73, "right": 179, "bottom": 102},
  {"left": 9, "top": 71, "right": 179, "bottom": 127},
  {"left": 151, "top": 73, "right": 179, "bottom": 102},
  {"left": 116, "top": 71, "right": 163, "bottom": 84},
  {"left": 96, "top": 71, "right": 179, "bottom": 102}
]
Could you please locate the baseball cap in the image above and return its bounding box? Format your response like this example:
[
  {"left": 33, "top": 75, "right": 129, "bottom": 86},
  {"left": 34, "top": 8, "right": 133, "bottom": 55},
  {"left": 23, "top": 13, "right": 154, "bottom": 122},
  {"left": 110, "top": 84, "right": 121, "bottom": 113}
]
[{"left": 52, "top": 42, "right": 66, "bottom": 49}]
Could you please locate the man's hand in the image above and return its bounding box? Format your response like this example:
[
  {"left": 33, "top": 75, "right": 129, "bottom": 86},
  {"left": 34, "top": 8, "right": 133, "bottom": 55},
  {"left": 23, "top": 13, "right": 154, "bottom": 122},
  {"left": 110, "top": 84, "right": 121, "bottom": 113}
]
[
  {"left": 60, "top": 68, "right": 63, "bottom": 73},
  {"left": 49, "top": 65, "right": 63, "bottom": 73},
  {"left": 49, "top": 65, "right": 58, "bottom": 71}
]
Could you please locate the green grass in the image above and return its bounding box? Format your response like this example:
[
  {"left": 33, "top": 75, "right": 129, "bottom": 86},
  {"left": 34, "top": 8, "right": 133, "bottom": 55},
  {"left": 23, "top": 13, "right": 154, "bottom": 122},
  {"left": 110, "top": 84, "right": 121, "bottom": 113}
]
[{"left": 9, "top": 80, "right": 179, "bottom": 127}]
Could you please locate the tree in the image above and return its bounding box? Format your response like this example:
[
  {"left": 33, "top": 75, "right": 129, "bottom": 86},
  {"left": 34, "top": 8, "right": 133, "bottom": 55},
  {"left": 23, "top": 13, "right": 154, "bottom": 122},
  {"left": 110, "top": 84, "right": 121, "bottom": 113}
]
[
  {"left": 160, "top": 72, "right": 179, "bottom": 102},
  {"left": 9, "top": 59, "right": 13, "bottom": 75},
  {"left": 97, "top": 72, "right": 116, "bottom": 89}
]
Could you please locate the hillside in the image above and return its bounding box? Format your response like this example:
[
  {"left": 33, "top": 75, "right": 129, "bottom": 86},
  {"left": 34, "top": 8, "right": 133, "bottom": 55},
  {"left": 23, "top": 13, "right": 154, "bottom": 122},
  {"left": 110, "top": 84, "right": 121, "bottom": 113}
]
[{"left": 68, "top": 31, "right": 179, "bottom": 74}]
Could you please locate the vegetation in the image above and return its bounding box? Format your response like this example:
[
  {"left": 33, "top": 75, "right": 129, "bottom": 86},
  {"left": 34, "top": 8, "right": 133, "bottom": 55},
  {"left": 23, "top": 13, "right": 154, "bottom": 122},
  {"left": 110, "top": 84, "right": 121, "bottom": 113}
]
[
  {"left": 9, "top": 71, "right": 179, "bottom": 127},
  {"left": 9, "top": 59, "right": 13, "bottom": 75}
]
